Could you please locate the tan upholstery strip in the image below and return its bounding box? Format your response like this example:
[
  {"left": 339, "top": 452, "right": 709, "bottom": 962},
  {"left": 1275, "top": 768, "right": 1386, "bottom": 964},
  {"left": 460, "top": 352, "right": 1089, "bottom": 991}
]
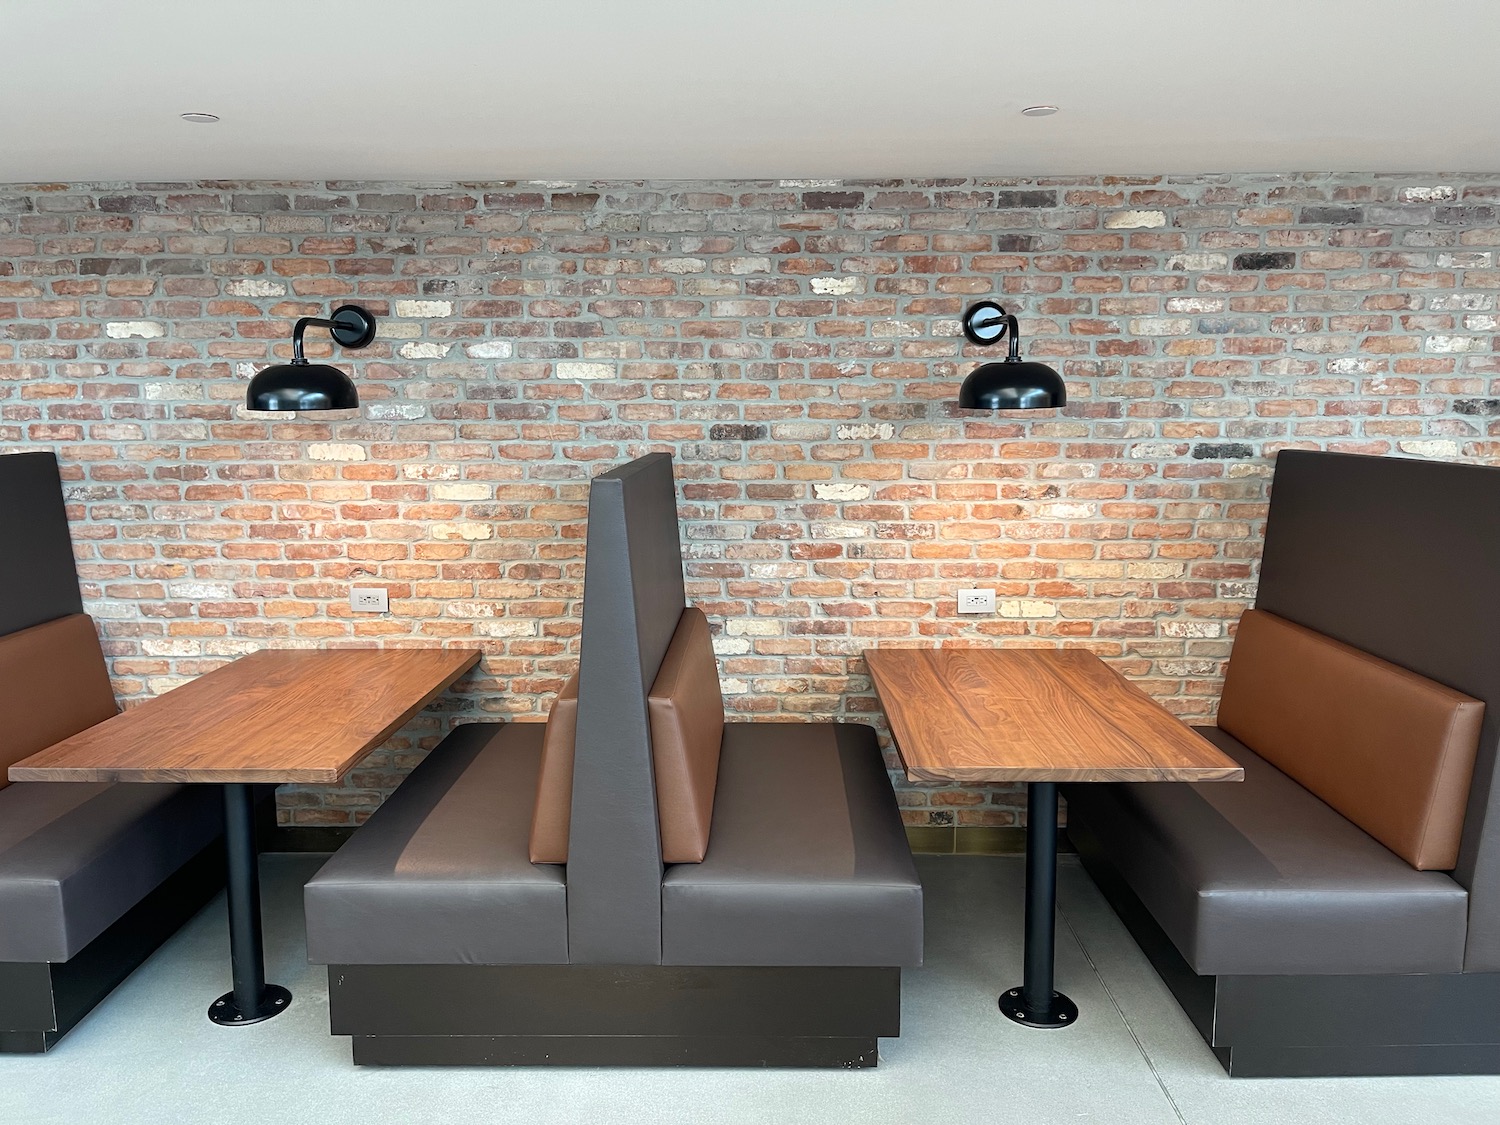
[
  {"left": 1217, "top": 608, "right": 1483, "bottom": 870},
  {"left": 0, "top": 613, "right": 117, "bottom": 789}
]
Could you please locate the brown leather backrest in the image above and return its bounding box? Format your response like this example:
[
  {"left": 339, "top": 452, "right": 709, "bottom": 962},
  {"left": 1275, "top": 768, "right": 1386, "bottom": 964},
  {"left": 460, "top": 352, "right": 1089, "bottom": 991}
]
[
  {"left": 530, "top": 607, "right": 725, "bottom": 865},
  {"left": 529, "top": 673, "right": 578, "bottom": 864},
  {"left": 0, "top": 613, "right": 118, "bottom": 789},
  {"left": 646, "top": 607, "right": 724, "bottom": 863},
  {"left": 1218, "top": 608, "right": 1484, "bottom": 870}
]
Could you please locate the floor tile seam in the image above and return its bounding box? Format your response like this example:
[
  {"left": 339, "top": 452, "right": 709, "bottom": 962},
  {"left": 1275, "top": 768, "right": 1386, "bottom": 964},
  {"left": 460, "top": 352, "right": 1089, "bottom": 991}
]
[{"left": 1058, "top": 903, "right": 1190, "bottom": 1125}]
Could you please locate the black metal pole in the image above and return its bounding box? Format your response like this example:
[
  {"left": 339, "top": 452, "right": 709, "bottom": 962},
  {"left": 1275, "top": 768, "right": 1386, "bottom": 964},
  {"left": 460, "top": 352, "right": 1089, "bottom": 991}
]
[
  {"left": 209, "top": 784, "right": 291, "bottom": 1025},
  {"left": 1023, "top": 781, "right": 1058, "bottom": 1008},
  {"left": 999, "top": 781, "right": 1078, "bottom": 1028}
]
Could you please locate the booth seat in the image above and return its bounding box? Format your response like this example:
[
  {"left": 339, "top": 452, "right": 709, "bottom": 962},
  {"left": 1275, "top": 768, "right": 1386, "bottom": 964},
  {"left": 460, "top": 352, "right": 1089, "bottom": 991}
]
[
  {"left": 1067, "top": 450, "right": 1500, "bottom": 1077},
  {"left": 0, "top": 452, "right": 224, "bottom": 1054},
  {"left": 305, "top": 453, "right": 922, "bottom": 1067}
]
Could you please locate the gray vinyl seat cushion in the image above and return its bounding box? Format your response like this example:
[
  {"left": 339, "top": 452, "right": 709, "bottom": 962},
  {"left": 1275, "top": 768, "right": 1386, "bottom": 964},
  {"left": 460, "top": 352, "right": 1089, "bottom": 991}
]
[
  {"left": 0, "top": 781, "right": 222, "bottom": 962},
  {"left": 661, "top": 722, "right": 924, "bottom": 968},
  {"left": 1064, "top": 726, "right": 1469, "bottom": 976},
  {"left": 304, "top": 722, "right": 568, "bottom": 966}
]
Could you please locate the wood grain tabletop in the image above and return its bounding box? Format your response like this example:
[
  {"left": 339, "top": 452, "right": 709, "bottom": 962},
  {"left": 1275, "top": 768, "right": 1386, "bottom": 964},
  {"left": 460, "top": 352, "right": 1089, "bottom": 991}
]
[
  {"left": 864, "top": 646, "right": 1243, "bottom": 784},
  {"left": 8, "top": 647, "right": 481, "bottom": 785}
]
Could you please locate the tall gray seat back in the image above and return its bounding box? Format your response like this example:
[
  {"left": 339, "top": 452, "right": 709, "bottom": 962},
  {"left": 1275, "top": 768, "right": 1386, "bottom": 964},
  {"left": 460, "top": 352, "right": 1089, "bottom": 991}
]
[
  {"left": 566, "top": 453, "right": 686, "bottom": 964},
  {"left": 0, "top": 452, "right": 85, "bottom": 635},
  {"left": 1254, "top": 450, "right": 1500, "bottom": 970}
]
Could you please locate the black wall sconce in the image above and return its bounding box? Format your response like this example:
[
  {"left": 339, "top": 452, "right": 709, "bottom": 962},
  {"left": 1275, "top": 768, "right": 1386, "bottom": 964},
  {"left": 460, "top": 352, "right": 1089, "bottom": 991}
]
[
  {"left": 246, "top": 304, "right": 377, "bottom": 411},
  {"left": 958, "top": 300, "right": 1066, "bottom": 410}
]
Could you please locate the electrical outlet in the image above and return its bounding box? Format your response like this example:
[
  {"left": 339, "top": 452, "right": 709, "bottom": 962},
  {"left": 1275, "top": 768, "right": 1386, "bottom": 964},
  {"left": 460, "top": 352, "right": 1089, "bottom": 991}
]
[
  {"left": 350, "top": 586, "right": 389, "bottom": 613},
  {"left": 956, "top": 588, "right": 996, "bottom": 615}
]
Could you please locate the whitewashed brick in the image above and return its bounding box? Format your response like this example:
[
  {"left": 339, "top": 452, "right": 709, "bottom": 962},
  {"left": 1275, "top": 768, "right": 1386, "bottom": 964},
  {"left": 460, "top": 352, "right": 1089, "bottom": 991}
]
[
  {"left": 836, "top": 423, "right": 896, "bottom": 441},
  {"left": 1398, "top": 440, "right": 1461, "bottom": 458},
  {"left": 556, "top": 362, "right": 614, "bottom": 380},
  {"left": 810, "top": 276, "right": 861, "bottom": 295},
  {"left": 225, "top": 278, "right": 286, "bottom": 297},
  {"left": 399, "top": 341, "right": 451, "bottom": 359},
  {"left": 465, "top": 339, "right": 515, "bottom": 359},
  {"left": 1105, "top": 210, "right": 1166, "bottom": 229},
  {"left": 433, "top": 483, "right": 491, "bottom": 501},
  {"left": 813, "top": 482, "right": 871, "bottom": 501},
  {"left": 998, "top": 599, "right": 1057, "bottom": 618},
  {"left": 811, "top": 521, "right": 870, "bottom": 538},
  {"left": 105, "top": 320, "right": 165, "bottom": 338},
  {"left": 307, "top": 443, "right": 366, "bottom": 462},
  {"left": 431, "top": 522, "right": 494, "bottom": 540},
  {"left": 393, "top": 299, "right": 453, "bottom": 317},
  {"left": 1166, "top": 253, "right": 1228, "bottom": 271},
  {"left": 1129, "top": 317, "right": 1193, "bottom": 335},
  {"left": 1426, "top": 335, "right": 1487, "bottom": 352}
]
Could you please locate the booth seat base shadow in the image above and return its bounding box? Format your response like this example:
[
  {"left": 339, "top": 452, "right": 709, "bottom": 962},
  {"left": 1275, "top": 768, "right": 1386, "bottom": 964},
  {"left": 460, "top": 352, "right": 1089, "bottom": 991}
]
[
  {"left": 1066, "top": 451, "right": 1500, "bottom": 1077},
  {"left": 304, "top": 453, "right": 922, "bottom": 1067},
  {"left": 329, "top": 965, "right": 895, "bottom": 1068}
]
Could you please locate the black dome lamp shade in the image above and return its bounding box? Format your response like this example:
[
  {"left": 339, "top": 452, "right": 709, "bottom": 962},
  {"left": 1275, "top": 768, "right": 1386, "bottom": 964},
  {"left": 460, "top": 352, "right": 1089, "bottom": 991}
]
[
  {"left": 245, "top": 304, "right": 378, "bottom": 411},
  {"left": 958, "top": 300, "right": 1066, "bottom": 410}
]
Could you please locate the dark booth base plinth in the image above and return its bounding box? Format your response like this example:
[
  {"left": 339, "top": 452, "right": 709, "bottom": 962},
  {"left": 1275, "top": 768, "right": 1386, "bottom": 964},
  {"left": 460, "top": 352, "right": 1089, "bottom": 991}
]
[
  {"left": 0, "top": 842, "right": 224, "bottom": 1053},
  {"left": 355, "top": 1034, "right": 879, "bottom": 1068},
  {"left": 327, "top": 963, "right": 900, "bottom": 1068},
  {"left": 1071, "top": 820, "right": 1500, "bottom": 1078}
]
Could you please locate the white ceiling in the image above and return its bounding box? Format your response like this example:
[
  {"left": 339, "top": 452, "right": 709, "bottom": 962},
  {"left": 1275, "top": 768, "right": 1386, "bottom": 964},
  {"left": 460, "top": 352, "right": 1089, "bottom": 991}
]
[{"left": 4, "top": 0, "right": 1499, "bottom": 183}]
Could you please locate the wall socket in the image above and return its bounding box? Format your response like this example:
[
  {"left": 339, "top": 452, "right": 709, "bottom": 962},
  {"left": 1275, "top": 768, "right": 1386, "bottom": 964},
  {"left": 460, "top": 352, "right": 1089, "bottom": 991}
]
[
  {"left": 350, "top": 586, "right": 390, "bottom": 613},
  {"left": 956, "top": 588, "right": 996, "bottom": 615}
]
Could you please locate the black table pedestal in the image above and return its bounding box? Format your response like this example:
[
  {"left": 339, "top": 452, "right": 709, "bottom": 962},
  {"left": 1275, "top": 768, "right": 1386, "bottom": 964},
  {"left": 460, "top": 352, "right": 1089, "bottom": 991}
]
[
  {"left": 208, "top": 783, "right": 291, "bottom": 1026},
  {"left": 998, "top": 781, "right": 1078, "bottom": 1029}
]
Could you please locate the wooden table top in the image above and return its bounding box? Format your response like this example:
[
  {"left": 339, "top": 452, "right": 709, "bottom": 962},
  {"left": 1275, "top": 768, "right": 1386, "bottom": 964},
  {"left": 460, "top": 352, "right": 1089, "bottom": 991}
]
[
  {"left": 8, "top": 647, "right": 481, "bottom": 785},
  {"left": 864, "top": 646, "right": 1243, "bottom": 784}
]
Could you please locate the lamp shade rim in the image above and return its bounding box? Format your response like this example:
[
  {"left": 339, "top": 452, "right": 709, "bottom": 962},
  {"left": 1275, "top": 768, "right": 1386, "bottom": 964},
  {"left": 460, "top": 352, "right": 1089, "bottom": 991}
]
[
  {"left": 957, "top": 359, "right": 1066, "bottom": 411},
  {"left": 246, "top": 362, "right": 359, "bottom": 412}
]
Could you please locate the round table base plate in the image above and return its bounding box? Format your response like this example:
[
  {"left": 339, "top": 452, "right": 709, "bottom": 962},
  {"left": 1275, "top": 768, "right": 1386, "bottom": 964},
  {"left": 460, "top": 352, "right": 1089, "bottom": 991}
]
[
  {"left": 209, "top": 983, "right": 292, "bottom": 1026},
  {"left": 999, "top": 987, "right": 1078, "bottom": 1029}
]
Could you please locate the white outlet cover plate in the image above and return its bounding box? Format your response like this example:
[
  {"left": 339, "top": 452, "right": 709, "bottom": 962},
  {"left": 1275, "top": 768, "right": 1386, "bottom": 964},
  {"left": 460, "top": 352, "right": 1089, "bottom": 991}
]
[
  {"left": 350, "top": 586, "right": 390, "bottom": 613},
  {"left": 957, "top": 588, "right": 996, "bottom": 615}
]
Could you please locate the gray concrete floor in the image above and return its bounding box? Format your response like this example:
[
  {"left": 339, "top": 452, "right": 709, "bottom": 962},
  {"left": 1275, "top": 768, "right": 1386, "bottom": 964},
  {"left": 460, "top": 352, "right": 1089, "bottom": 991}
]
[{"left": 3, "top": 854, "right": 1499, "bottom": 1125}]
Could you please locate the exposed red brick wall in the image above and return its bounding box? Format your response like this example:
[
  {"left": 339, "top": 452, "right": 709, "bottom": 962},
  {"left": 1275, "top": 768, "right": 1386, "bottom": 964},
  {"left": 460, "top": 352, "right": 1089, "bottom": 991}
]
[{"left": 2, "top": 175, "right": 1497, "bottom": 828}]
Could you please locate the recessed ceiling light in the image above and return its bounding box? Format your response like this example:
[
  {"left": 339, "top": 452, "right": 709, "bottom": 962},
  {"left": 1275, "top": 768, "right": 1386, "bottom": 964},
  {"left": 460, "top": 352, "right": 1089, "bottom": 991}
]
[
  {"left": 1020, "top": 105, "right": 1059, "bottom": 117},
  {"left": 180, "top": 112, "right": 220, "bottom": 124}
]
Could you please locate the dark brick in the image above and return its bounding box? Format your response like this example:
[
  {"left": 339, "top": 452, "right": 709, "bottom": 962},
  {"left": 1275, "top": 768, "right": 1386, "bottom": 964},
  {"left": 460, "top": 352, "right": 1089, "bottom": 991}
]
[
  {"left": 1232, "top": 252, "right": 1296, "bottom": 270},
  {"left": 708, "top": 423, "right": 768, "bottom": 441},
  {"left": 1436, "top": 206, "right": 1498, "bottom": 225},
  {"left": 1191, "top": 442, "right": 1255, "bottom": 459},
  {"left": 231, "top": 194, "right": 290, "bottom": 213},
  {"left": 1299, "top": 206, "right": 1363, "bottom": 225},
  {"left": 293, "top": 194, "right": 352, "bottom": 211},
  {"left": 994, "top": 234, "right": 1044, "bottom": 252},
  {"left": 1197, "top": 316, "right": 1262, "bottom": 334},
  {"left": 551, "top": 193, "right": 600, "bottom": 211},
  {"left": 79, "top": 257, "right": 143, "bottom": 275},
  {"left": 802, "top": 192, "right": 864, "bottom": 210},
  {"left": 422, "top": 278, "right": 483, "bottom": 295},
  {"left": 483, "top": 193, "right": 546, "bottom": 209},
  {"left": 357, "top": 193, "right": 418, "bottom": 210},
  {"left": 99, "top": 194, "right": 159, "bottom": 213},
  {"left": 147, "top": 258, "right": 206, "bottom": 275},
  {"left": 1455, "top": 398, "right": 1500, "bottom": 415},
  {"left": 993, "top": 190, "right": 1058, "bottom": 208}
]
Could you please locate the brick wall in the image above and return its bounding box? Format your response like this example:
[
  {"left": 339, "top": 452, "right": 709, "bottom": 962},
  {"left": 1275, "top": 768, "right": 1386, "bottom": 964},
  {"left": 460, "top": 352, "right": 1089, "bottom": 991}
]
[{"left": 2, "top": 173, "right": 1498, "bottom": 829}]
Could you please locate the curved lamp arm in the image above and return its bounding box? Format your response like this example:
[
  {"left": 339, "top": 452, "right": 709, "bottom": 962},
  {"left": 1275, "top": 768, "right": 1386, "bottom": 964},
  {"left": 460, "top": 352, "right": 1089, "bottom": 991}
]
[{"left": 289, "top": 305, "right": 378, "bottom": 364}]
